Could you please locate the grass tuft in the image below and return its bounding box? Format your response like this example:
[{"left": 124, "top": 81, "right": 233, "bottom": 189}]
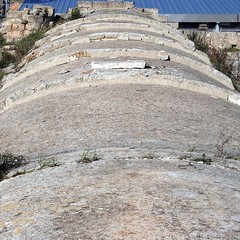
[{"left": 77, "top": 149, "right": 100, "bottom": 163}]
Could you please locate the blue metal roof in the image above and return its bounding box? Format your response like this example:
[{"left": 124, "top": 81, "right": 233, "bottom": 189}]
[
  {"left": 134, "top": 0, "right": 240, "bottom": 14},
  {"left": 19, "top": 0, "right": 78, "bottom": 14},
  {"left": 19, "top": 0, "right": 240, "bottom": 15}
]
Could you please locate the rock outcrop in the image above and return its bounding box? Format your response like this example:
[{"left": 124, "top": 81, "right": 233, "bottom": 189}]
[
  {"left": 1, "top": 5, "right": 54, "bottom": 42},
  {"left": 0, "top": 3, "right": 240, "bottom": 239}
]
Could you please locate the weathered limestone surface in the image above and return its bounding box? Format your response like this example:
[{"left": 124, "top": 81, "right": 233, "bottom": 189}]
[
  {"left": 183, "top": 31, "right": 240, "bottom": 49},
  {"left": 0, "top": 3, "right": 240, "bottom": 240},
  {"left": 1, "top": 5, "right": 54, "bottom": 42},
  {"left": 0, "top": 153, "right": 240, "bottom": 240}
]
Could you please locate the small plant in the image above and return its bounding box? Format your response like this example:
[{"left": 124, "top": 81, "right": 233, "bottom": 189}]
[
  {"left": 0, "top": 32, "right": 5, "bottom": 48},
  {"left": 15, "top": 29, "right": 45, "bottom": 58},
  {"left": 188, "top": 32, "right": 209, "bottom": 53},
  {"left": 0, "top": 70, "right": 5, "bottom": 85},
  {"left": 209, "top": 48, "right": 232, "bottom": 77},
  {"left": 0, "top": 153, "right": 28, "bottom": 181},
  {"left": 215, "top": 130, "right": 232, "bottom": 158},
  {"left": 0, "top": 51, "right": 16, "bottom": 68},
  {"left": 179, "top": 152, "right": 212, "bottom": 166},
  {"left": 187, "top": 32, "right": 240, "bottom": 92},
  {"left": 187, "top": 144, "right": 197, "bottom": 152},
  {"left": 70, "top": 8, "right": 82, "bottom": 20},
  {"left": 227, "top": 47, "right": 240, "bottom": 53},
  {"left": 77, "top": 149, "right": 100, "bottom": 163},
  {"left": 37, "top": 155, "right": 59, "bottom": 169},
  {"left": 143, "top": 151, "right": 158, "bottom": 159}
]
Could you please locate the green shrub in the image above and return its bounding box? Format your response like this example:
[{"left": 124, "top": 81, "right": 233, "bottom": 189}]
[
  {"left": 16, "top": 29, "right": 45, "bottom": 57},
  {"left": 188, "top": 31, "right": 240, "bottom": 92},
  {"left": 227, "top": 47, "right": 240, "bottom": 53},
  {"left": 0, "top": 51, "right": 16, "bottom": 68},
  {"left": 0, "top": 33, "right": 5, "bottom": 48},
  {"left": 0, "top": 70, "right": 5, "bottom": 85},
  {"left": 188, "top": 32, "right": 209, "bottom": 53},
  {"left": 208, "top": 48, "right": 232, "bottom": 78},
  {"left": 70, "top": 8, "right": 82, "bottom": 20},
  {"left": 77, "top": 149, "right": 100, "bottom": 163},
  {"left": 0, "top": 153, "right": 27, "bottom": 181}
]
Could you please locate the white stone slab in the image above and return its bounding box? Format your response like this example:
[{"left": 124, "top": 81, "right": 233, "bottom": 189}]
[
  {"left": 228, "top": 92, "right": 240, "bottom": 106},
  {"left": 91, "top": 60, "right": 146, "bottom": 70}
]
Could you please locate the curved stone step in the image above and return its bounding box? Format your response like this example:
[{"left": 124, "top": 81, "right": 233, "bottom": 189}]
[
  {"left": 30, "top": 31, "right": 210, "bottom": 66},
  {"left": 2, "top": 44, "right": 231, "bottom": 92},
  {"left": 1, "top": 66, "right": 237, "bottom": 113},
  {"left": 40, "top": 16, "right": 194, "bottom": 51},
  {"left": 170, "top": 54, "right": 234, "bottom": 90}
]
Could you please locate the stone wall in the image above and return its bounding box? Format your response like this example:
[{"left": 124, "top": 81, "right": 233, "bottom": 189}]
[
  {"left": 77, "top": 1, "right": 134, "bottom": 13},
  {"left": 182, "top": 31, "right": 240, "bottom": 49},
  {"left": 229, "top": 52, "right": 240, "bottom": 80},
  {"left": 182, "top": 30, "right": 240, "bottom": 81},
  {"left": 76, "top": 1, "right": 160, "bottom": 19},
  {"left": 1, "top": 5, "right": 54, "bottom": 42}
]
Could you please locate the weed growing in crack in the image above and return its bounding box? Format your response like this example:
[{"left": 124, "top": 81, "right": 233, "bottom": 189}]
[
  {"left": 77, "top": 149, "right": 100, "bottom": 163},
  {"left": 142, "top": 151, "right": 158, "bottom": 159},
  {"left": 215, "top": 130, "right": 232, "bottom": 159},
  {"left": 187, "top": 144, "right": 197, "bottom": 152},
  {"left": 69, "top": 8, "right": 82, "bottom": 20},
  {"left": 179, "top": 152, "right": 212, "bottom": 168},
  {"left": 37, "top": 155, "right": 59, "bottom": 169}
]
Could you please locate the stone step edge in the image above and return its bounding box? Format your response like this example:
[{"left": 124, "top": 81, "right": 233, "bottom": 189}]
[
  {"left": 2, "top": 48, "right": 231, "bottom": 91},
  {"left": 43, "top": 13, "right": 191, "bottom": 49},
  {"left": 30, "top": 32, "right": 209, "bottom": 66},
  {"left": 1, "top": 70, "right": 238, "bottom": 114}
]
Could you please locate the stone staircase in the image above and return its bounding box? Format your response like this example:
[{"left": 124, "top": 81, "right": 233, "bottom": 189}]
[{"left": 0, "top": 4, "right": 240, "bottom": 158}]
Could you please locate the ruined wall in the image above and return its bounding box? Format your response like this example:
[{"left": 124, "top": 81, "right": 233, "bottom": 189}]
[
  {"left": 76, "top": 1, "right": 161, "bottom": 20},
  {"left": 77, "top": 1, "right": 134, "bottom": 13},
  {"left": 1, "top": 5, "right": 54, "bottom": 42},
  {"left": 183, "top": 31, "right": 240, "bottom": 49},
  {"left": 182, "top": 30, "right": 240, "bottom": 81}
]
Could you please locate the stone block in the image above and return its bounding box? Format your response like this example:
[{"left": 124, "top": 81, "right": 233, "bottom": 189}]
[
  {"left": 91, "top": 60, "right": 146, "bottom": 70},
  {"left": 33, "top": 4, "right": 55, "bottom": 17},
  {"left": 158, "top": 51, "right": 170, "bottom": 61},
  {"left": 25, "top": 15, "right": 35, "bottom": 23},
  {"left": 128, "top": 33, "right": 142, "bottom": 41},
  {"left": 228, "top": 93, "right": 240, "bottom": 106}
]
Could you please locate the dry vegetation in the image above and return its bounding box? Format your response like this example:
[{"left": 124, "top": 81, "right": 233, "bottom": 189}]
[{"left": 188, "top": 32, "right": 240, "bottom": 92}]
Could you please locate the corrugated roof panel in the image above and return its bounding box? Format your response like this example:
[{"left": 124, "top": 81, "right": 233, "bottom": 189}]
[
  {"left": 134, "top": 0, "right": 240, "bottom": 14},
  {"left": 19, "top": 0, "right": 240, "bottom": 14},
  {"left": 19, "top": 0, "right": 78, "bottom": 14}
]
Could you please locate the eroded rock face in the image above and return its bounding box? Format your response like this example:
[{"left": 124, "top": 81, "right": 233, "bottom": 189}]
[
  {"left": 1, "top": 5, "right": 54, "bottom": 42},
  {"left": 0, "top": 3, "right": 240, "bottom": 239}
]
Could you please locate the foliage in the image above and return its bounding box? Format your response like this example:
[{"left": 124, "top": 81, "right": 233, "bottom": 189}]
[
  {"left": 37, "top": 154, "right": 59, "bottom": 169},
  {"left": 227, "top": 47, "right": 240, "bottom": 53},
  {"left": 70, "top": 8, "right": 82, "bottom": 20},
  {"left": 208, "top": 48, "right": 232, "bottom": 77},
  {"left": 15, "top": 29, "right": 45, "bottom": 58},
  {"left": 188, "top": 32, "right": 209, "bottom": 53},
  {"left": 0, "top": 70, "right": 5, "bottom": 84},
  {"left": 0, "top": 28, "right": 46, "bottom": 74},
  {"left": 215, "top": 130, "right": 232, "bottom": 159},
  {"left": 0, "top": 33, "right": 6, "bottom": 48},
  {"left": 77, "top": 149, "right": 100, "bottom": 163},
  {"left": 0, "top": 51, "right": 16, "bottom": 68},
  {"left": 188, "top": 31, "right": 240, "bottom": 92},
  {"left": 0, "top": 153, "right": 27, "bottom": 181}
]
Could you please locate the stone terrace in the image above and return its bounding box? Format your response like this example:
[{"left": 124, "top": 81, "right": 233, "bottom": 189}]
[
  {"left": 0, "top": 6, "right": 240, "bottom": 158},
  {"left": 0, "top": 3, "right": 240, "bottom": 240}
]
